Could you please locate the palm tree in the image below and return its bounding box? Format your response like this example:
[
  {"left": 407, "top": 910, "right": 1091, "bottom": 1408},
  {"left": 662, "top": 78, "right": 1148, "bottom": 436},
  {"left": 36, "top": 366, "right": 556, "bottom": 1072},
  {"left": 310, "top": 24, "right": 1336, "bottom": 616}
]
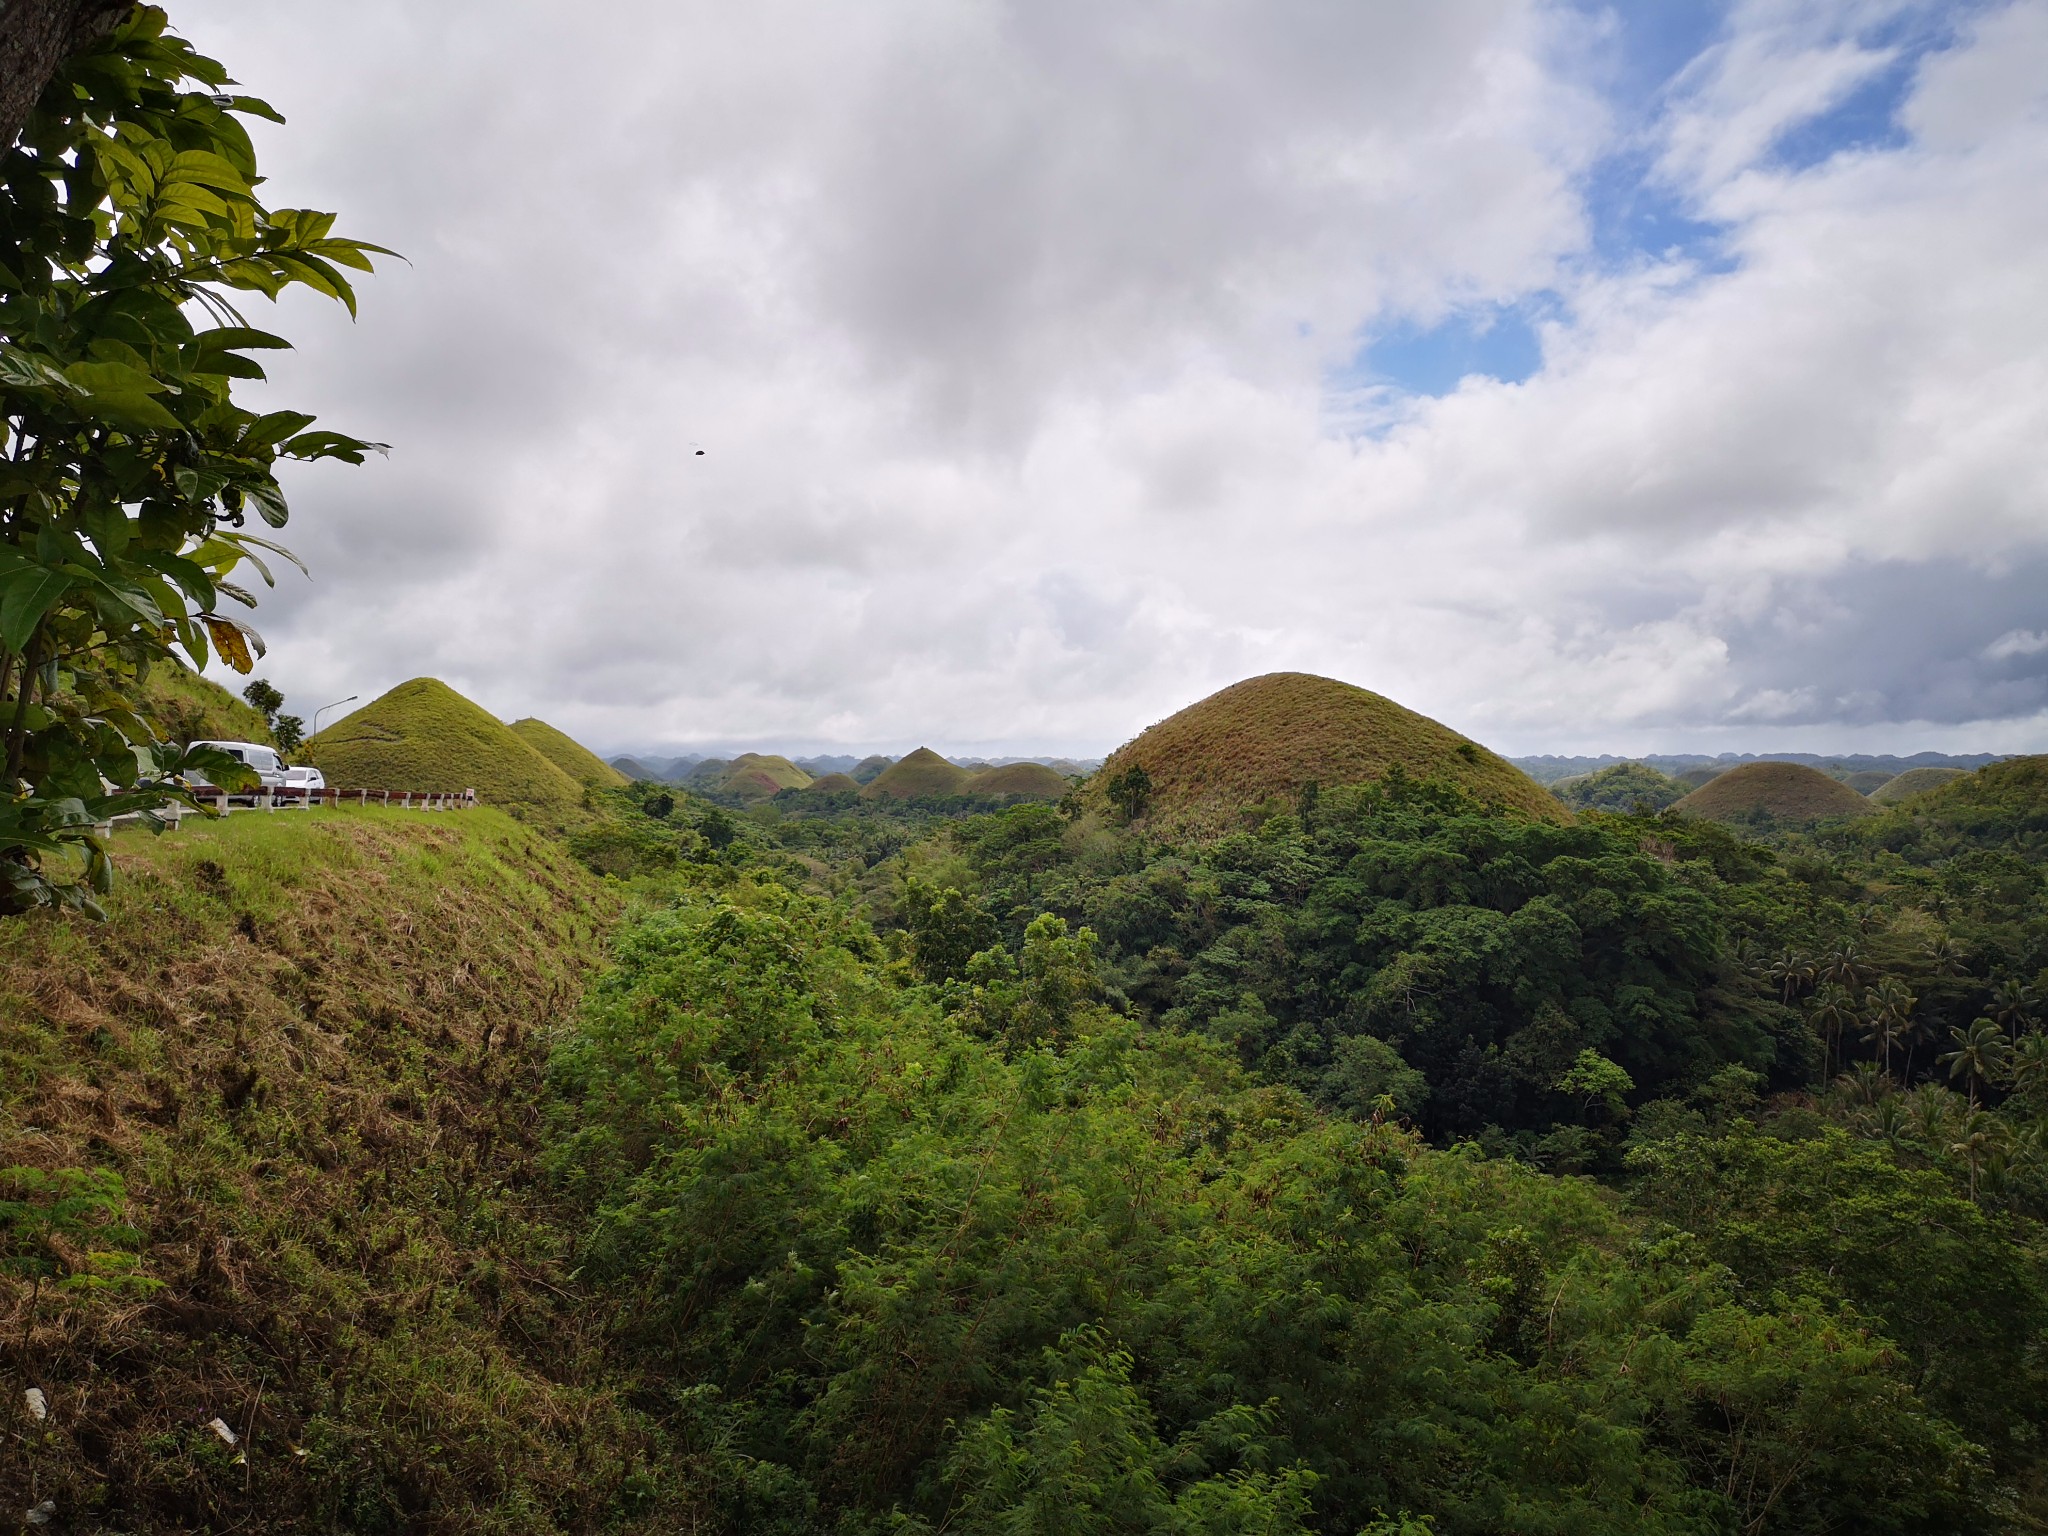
[
  {"left": 2009, "top": 1032, "right": 2048, "bottom": 1099},
  {"left": 1938, "top": 1018, "right": 2011, "bottom": 1109},
  {"left": 1990, "top": 978, "right": 2039, "bottom": 1040},
  {"left": 1948, "top": 1110, "right": 1999, "bottom": 1201},
  {"left": 1819, "top": 943, "right": 1868, "bottom": 995},
  {"left": 1833, "top": 1061, "right": 1890, "bottom": 1108},
  {"left": 1923, "top": 933, "right": 1970, "bottom": 979},
  {"left": 1808, "top": 983, "right": 1857, "bottom": 1078},
  {"left": 1861, "top": 976, "right": 1917, "bottom": 1080},
  {"left": 1768, "top": 948, "right": 1814, "bottom": 1004},
  {"left": 1867, "top": 1095, "right": 1911, "bottom": 1152},
  {"left": 1905, "top": 1084, "right": 1965, "bottom": 1148}
]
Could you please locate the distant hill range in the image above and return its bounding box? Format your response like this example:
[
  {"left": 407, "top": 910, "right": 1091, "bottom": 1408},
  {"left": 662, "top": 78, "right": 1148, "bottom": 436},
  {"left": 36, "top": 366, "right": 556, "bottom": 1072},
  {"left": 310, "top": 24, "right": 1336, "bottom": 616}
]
[
  {"left": 608, "top": 750, "right": 1102, "bottom": 786},
  {"left": 1512, "top": 751, "right": 2004, "bottom": 786}
]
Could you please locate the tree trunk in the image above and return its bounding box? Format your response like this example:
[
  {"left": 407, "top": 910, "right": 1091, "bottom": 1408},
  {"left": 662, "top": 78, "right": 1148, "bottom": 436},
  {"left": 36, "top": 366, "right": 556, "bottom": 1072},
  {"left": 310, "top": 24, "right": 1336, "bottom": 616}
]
[{"left": 0, "top": 0, "right": 134, "bottom": 150}]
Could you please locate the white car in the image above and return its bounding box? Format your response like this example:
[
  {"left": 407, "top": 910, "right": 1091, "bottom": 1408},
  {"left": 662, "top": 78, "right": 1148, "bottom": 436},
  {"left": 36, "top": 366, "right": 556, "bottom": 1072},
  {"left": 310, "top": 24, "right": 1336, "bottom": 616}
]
[
  {"left": 188, "top": 739, "right": 288, "bottom": 790},
  {"left": 281, "top": 764, "right": 327, "bottom": 791}
]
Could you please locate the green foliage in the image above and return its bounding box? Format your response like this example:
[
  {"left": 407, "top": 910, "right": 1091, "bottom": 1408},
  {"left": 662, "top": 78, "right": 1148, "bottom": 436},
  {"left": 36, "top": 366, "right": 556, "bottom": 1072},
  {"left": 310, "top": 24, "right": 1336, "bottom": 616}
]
[
  {"left": 544, "top": 868, "right": 2005, "bottom": 1533},
  {"left": 0, "top": 7, "right": 388, "bottom": 910},
  {"left": 0, "top": 1163, "right": 155, "bottom": 1293},
  {"left": 1106, "top": 762, "right": 1153, "bottom": 821},
  {"left": 1549, "top": 761, "right": 1686, "bottom": 813}
]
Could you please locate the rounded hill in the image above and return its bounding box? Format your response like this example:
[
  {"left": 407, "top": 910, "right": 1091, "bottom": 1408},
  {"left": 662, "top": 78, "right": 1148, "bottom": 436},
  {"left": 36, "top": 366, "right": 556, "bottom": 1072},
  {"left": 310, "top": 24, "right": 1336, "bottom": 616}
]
[
  {"left": 137, "top": 665, "right": 274, "bottom": 748},
  {"left": 1870, "top": 766, "right": 1970, "bottom": 804},
  {"left": 862, "top": 747, "right": 972, "bottom": 800},
  {"left": 1671, "top": 761, "right": 1874, "bottom": 824},
  {"left": 804, "top": 772, "right": 859, "bottom": 793},
  {"left": 1549, "top": 762, "right": 1685, "bottom": 814},
  {"left": 717, "top": 753, "right": 812, "bottom": 799},
  {"left": 968, "top": 762, "right": 1070, "bottom": 799},
  {"left": 1093, "top": 673, "right": 1567, "bottom": 830},
  {"left": 511, "top": 718, "right": 629, "bottom": 790},
  {"left": 305, "top": 678, "right": 585, "bottom": 824}
]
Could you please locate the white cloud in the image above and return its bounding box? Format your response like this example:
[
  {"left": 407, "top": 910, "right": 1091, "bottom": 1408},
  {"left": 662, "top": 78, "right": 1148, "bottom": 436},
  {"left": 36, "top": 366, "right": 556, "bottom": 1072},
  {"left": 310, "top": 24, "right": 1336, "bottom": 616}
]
[
  {"left": 1987, "top": 629, "right": 2048, "bottom": 660},
  {"left": 171, "top": 0, "right": 2048, "bottom": 758}
]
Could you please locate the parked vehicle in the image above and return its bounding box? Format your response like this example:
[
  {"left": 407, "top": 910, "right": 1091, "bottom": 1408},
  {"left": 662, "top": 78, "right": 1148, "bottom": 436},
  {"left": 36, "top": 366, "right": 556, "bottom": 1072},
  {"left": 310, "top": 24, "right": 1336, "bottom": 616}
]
[
  {"left": 281, "top": 764, "right": 327, "bottom": 791},
  {"left": 187, "top": 740, "right": 288, "bottom": 789}
]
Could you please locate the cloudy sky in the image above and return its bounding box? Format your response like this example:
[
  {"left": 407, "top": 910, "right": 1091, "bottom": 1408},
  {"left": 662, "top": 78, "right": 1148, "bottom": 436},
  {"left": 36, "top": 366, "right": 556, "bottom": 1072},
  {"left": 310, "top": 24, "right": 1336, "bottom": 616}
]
[{"left": 174, "top": 0, "right": 2048, "bottom": 758}]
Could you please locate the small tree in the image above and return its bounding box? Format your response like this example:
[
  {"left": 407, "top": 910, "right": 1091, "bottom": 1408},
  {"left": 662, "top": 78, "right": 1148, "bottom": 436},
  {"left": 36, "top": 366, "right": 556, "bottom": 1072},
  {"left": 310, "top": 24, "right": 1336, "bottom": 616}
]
[
  {"left": 0, "top": 9, "right": 388, "bottom": 912},
  {"left": 240, "top": 676, "right": 282, "bottom": 720},
  {"left": 1104, "top": 763, "right": 1152, "bottom": 822}
]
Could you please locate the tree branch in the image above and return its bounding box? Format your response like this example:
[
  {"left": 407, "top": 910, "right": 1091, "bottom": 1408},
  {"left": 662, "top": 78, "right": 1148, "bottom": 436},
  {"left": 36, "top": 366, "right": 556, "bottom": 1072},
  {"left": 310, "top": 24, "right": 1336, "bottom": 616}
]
[{"left": 0, "top": 0, "right": 136, "bottom": 150}]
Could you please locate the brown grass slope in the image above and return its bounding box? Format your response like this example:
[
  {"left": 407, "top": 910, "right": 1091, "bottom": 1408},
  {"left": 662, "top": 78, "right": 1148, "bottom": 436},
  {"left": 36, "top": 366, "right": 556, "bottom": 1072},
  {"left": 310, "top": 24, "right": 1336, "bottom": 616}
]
[
  {"left": 968, "top": 761, "right": 1070, "bottom": 799},
  {"left": 304, "top": 678, "right": 585, "bottom": 824},
  {"left": 718, "top": 753, "right": 813, "bottom": 799},
  {"left": 1093, "top": 672, "right": 1568, "bottom": 831},
  {"left": 0, "top": 811, "right": 706, "bottom": 1529},
  {"left": 511, "top": 717, "right": 630, "bottom": 789},
  {"left": 1672, "top": 760, "right": 1876, "bottom": 822},
  {"left": 862, "top": 746, "right": 973, "bottom": 800},
  {"left": 1870, "top": 766, "right": 1971, "bottom": 805}
]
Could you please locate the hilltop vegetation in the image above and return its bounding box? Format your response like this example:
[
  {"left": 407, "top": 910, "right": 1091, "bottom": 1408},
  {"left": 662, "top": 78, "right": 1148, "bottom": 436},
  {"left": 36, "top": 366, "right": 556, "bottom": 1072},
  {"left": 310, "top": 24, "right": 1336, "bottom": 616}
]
[
  {"left": 863, "top": 746, "right": 975, "bottom": 799},
  {"left": 512, "top": 717, "right": 631, "bottom": 789},
  {"left": 1095, "top": 672, "right": 1567, "bottom": 832},
  {"left": 1873, "top": 764, "right": 1972, "bottom": 804},
  {"left": 1548, "top": 760, "right": 1687, "bottom": 812},
  {"left": 305, "top": 678, "right": 588, "bottom": 825},
  {"left": 1673, "top": 760, "right": 1876, "bottom": 824},
  {"left": 132, "top": 666, "right": 277, "bottom": 749}
]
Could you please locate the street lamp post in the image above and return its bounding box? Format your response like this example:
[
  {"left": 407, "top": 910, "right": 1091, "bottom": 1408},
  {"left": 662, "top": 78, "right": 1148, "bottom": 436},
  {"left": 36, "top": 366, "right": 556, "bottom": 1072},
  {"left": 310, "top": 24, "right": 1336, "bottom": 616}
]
[{"left": 313, "top": 695, "right": 358, "bottom": 737}]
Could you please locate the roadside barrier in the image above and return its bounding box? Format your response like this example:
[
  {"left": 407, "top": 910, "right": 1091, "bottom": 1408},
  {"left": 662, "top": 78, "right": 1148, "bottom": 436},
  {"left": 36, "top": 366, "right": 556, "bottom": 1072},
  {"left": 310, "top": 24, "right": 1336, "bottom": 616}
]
[{"left": 102, "top": 787, "right": 478, "bottom": 835}]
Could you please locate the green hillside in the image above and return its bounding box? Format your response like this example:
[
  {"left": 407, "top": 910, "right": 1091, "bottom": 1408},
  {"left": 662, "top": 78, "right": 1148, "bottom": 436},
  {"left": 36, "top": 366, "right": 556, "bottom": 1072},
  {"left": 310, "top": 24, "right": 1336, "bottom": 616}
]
[
  {"left": 512, "top": 717, "right": 630, "bottom": 789},
  {"left": 1672, "top": 760, "right": 1874, "bottom": 823},
  {"left": 1842, "top": 769, "right": 1897, "bottom": 794},
  {"left": 851, "top": 754, "right": 895, "bottom": 784},
  {"left": 0, "top": 811, "right": 627, "bottom": 1523},
  {"left": 717, "top": 752, "right": 812, "bottom": 799},
  {"left": 805, "top": 771, "right": 859, "bottom": 792},
  {"left": 135, "top": 664, "right": 274, "bottom": 747},
  {"left": 304, "top": 678, "right": 586, "bottom": 824},
  {"left": 1870, "top": 765, "right": 1971, "bottom": 804},
  {"left": 1091, "top": 672, "right": 1568, "bottom": 830},
  {"left": 967, "top": 761, "right": 1070, "bottom": 798},
  {"left": 1549, "top": 761, "right": 1685, "bottom": 813},
  {"left": 862, "top": 746, "right": 973, "bottom": 799}
]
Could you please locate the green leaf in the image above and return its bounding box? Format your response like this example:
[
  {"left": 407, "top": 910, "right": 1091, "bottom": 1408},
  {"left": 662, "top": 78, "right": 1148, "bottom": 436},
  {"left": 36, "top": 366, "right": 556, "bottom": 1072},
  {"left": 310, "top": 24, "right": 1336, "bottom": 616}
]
[
  {"left": 241, "top": 410, "right": 316, "bottom": 450},
  {"left": 195, "top": 326, "right": 292, "bottom": 352},
  {"left": 0, "top": 566, "right": 73, "bottom": 652}
]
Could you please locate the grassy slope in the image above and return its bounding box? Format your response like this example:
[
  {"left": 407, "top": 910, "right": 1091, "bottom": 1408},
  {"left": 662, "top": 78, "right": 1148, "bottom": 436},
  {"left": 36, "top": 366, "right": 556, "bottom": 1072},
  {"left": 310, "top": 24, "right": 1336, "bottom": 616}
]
[
  {"left": 1094, "top": 672, "right": 1567, "bottom": 831},
  {"left": 1673, "top": 760, "right": 1876, "bottom": 822},
  {"left": 0, "top": 810, "right": 702, "bottom": 1530},
  {"left": 511, "top": 717, "right": 631, "bottom": 790},
  {"left": 804, "top": 772, "right": 859, "bottom": 792},
  {"left": 965, "top": 761, "right": 1069, "bottom": 798},
  {"left": 1870, "top": 765, "right": 1971, "bottom": 804},
  {"left": 718, "top": 753, "right": 812, "bottom": 799},
  {"left": 136, "top": 666, "right": 274, "bottom": 748},
  {"left": 862, "top": 746, "right": 972, "bottom": 800},
  {"left": 305, "top": 678, "right": 586, "bottom": 825}
]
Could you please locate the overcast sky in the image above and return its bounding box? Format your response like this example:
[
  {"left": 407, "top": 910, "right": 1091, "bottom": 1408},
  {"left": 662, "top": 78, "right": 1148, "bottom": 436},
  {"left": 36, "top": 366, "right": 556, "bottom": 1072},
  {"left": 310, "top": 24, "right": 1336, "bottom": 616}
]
[{"left": 173, "top": 0, "right": 2048, "bottom": 758}]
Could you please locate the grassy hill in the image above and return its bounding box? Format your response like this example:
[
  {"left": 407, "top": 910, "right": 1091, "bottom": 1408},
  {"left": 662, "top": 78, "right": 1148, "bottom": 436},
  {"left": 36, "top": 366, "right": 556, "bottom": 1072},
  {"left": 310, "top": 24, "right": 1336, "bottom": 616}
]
[
  {"left": 511, "top": 717, "right": 630, "bottom": 789},
  {"left": 1842, "top": 769, "right": 1897, "bottom": 794},
  {"left": 1870, "top": 765, "right": 1971, "bottom": 804},
  {"left": 1672, "top": 760, "right": 1875, "bottom": 823},
  {"left": 717, "top": 753, "right": 812, "bottom": 799},
  {"left": 135, "top": 665, "right": 274, "bottom": 747},
  {"left": 851, "top": 754, "right": 895, "bottom": 784},
  {"left": 805, "top": 771, "right": 859, "bottom": 792},
  {"left": 862, "top": 746, "right": 973, "bottom": 800},
  {"left": 0, "top": 810, "right": 648, "bottom": 1525},
  {"left": 1091, "top": 672, "right": 1568, "bottom": 831},
  {"left": 1549, "top": 761, "right": 1685, "bottom": 813},
  {"left": 967, "top": 761, "right": 1070, "bottom": 799},
  {"left": 304, "top": 678, "right": 586, "bottom": 824}
]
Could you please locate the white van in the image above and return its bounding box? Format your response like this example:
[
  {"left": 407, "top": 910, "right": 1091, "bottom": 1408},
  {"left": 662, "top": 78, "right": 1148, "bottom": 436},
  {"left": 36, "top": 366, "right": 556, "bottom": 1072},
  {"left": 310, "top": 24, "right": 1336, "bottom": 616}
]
[{"left": 189, "top": 740, "right": 288, "bottom": 789}]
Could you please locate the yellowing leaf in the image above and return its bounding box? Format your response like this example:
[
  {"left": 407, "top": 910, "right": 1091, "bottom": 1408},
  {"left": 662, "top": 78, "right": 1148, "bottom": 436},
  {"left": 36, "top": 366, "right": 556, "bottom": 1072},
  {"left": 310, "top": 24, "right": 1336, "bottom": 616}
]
[{"left": 203, "top": 615, "right": 253, "bottom": 672}]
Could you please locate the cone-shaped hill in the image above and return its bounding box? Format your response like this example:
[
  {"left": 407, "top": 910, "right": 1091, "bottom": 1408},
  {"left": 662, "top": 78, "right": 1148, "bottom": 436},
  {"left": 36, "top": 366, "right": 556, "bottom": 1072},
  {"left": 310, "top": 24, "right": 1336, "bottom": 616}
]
[
  {"left": 1884, "top": 755, "right": 2040, "bottom": 818},
  {"left": 718, "top": 753, "right": 812, "bottom": 799},
  {"left": 1672, "top": 761, "right": 1874, "bottom": 823},
  {"left": 862, "top": 747, "right": 972, "bottom": 800},
  {"left": 1092, "top": 673, "right": 1567, "bottom": 831},
  {"left": 1870, "top": 766, "right": 1970, "bottom": 805},
  {"left": 511, "top": 718, "right": 629, "bottom": 790},
  {"left": 968, "top": 761, "right": 1070, "bottom": 799},
  {"left": 305, "top": 678, "right": 585, "bottom": 823},
  {"left": 804, "top": 772, "right": 859, "bottom": 793}
]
